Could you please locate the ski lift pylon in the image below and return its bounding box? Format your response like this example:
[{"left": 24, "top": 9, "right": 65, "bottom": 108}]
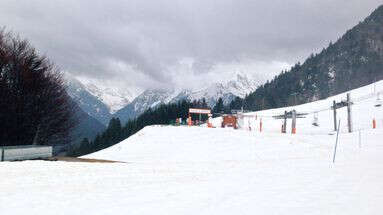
[
  {"left": 375, "top": 93, "right": 382, "bottom": 107},
  {"left": 312, "top": 112, "right": 319, "bottom": 126}
]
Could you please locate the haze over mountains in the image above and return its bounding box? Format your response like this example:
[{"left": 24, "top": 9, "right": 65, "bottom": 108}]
[{"left": 66, "top": 73, "right": 261, "bottom": 124}]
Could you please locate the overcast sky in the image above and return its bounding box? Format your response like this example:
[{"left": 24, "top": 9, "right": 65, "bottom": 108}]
[{"left": 0, "top": 0, "right": 381, "bottom": 91}]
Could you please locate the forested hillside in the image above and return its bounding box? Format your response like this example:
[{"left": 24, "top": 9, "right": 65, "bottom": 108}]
[
  {"left": 230, "top": 5, "right": 383, "bottom": 111},
  {"left": 70, "top": 99, "right": 209, "bottom": 156}
]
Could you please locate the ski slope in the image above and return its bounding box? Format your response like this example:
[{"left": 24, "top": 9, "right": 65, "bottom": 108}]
[
  {"left": 84, "top": 126, "right": 383, "bottom": 215},
  {"left": 212, "top": 80, "right": 383, "bottom": 136},
  {"left": 1, "top": 81, "right": 383, "bottom": 215}
]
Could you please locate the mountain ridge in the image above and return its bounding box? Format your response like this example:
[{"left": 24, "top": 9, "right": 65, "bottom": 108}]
[
  {"left": 113, "top": 73, "right": 260, "bottom": 123},
  {"left": 231, "top": 4, "right": 383, "bottom": 111},
  {"left": 65, "top": 76, "right": 112, "bottom": 125},
  {"left": 82, "top": 82, "right": 137, "bottom": 114},
  {"left": 66, "top": 73, "right": 261, "bottom": 124}
]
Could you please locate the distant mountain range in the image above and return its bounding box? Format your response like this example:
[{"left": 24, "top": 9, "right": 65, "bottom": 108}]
[
  {"left": 80, "top": 82, "right": 136, "bottom": 113},
  {"left": 65, "top": 76, "right": 112, "bottom": 125},
  {"left": 114, "top": 74, "right": 260, "bottom": 123},
  {"left": 66, "top": 73, "right": 260, "bottom": 124}
]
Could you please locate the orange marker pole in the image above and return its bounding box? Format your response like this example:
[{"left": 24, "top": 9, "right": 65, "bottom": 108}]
[
  {"left": 292, "top": 127, "right": 296, "bottom": 134},
  {"left": 188, "top": 114, "right": 192, "bottom": 126},
  {"left": 373, "top": 118, "right": 376, "bottom": 129},
  {"left": 291, "top": 110, "right": 296, "bottom": 134}
]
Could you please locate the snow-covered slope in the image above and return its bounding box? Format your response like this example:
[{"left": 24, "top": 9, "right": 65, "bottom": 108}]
[
  {"left": 235, "top": 80, "right": 383, "bottom": 135},
  {"left": 88, "top": 80, "right": 383, "bottom": 214},
  {"left": 93, "top": 81, "right": 383, "bottom": 160},
  {"left": 2, "top": 81, "right": 383, "bottom": 215}
]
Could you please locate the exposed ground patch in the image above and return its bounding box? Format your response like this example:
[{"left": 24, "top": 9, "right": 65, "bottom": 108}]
[{"left": 46, "top": 156, "right": 125, "bottom": 163}]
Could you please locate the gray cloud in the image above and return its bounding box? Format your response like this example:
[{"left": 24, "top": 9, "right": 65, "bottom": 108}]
[{"left": 0, "top": 0, "right": 381, "bottom": 90}]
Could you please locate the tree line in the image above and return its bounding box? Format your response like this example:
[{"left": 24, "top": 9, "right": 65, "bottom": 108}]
[{"left": 69, "top": 99, "right": 210, "bottom": 156}]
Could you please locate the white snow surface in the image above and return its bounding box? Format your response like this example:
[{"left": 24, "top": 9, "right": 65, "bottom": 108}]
[{"left": 1, "top": 81, "right": 383, "bottom": 214}]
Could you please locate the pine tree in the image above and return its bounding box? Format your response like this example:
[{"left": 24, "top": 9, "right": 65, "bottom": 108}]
[{"left": 213, "top": 98, "right": 224, "bottom": 113}]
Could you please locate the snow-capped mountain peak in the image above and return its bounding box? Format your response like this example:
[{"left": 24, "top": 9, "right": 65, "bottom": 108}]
[
  {"left": 66, "top": 72, "right": 261, "bottom": 124},
  {"left": 113, "top": 74, "right": 261, "bottom": 123},
  {"left": 184, "top": 73, "right": 259, "bottom": 106},
  {"left": 133, "top": 88, "right": 176, "bottom": 112},
  {"left": 225, "top": 73, "right": 259, "bottom": 98},
  {"left": 64, "top": 76, "right": 112, "bottom": 125},
  {"left": 83, "top": 83, "right": 136, "bottom": 113}
]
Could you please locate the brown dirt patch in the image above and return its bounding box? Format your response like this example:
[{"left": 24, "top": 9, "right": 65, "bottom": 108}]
[{"left": 45, "top": 156, "right": 126, "bottom": 163}]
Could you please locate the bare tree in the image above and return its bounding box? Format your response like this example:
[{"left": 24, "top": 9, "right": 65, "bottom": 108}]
[{"left": 0, "top": 28, "right": 75, "bottom": 146}]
